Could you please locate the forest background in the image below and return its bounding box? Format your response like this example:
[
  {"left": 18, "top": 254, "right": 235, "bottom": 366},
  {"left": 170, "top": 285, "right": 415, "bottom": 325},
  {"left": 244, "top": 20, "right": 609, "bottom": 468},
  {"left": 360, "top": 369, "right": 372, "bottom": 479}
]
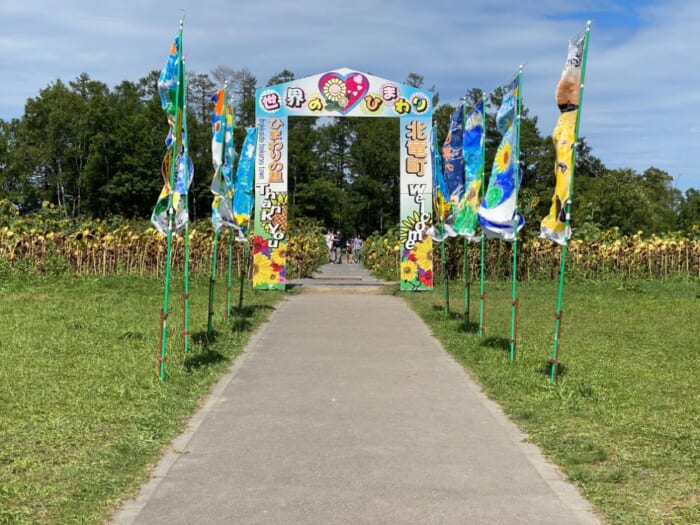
[{"left": 1, "top": 66, "right": 699, "bottom": 241}]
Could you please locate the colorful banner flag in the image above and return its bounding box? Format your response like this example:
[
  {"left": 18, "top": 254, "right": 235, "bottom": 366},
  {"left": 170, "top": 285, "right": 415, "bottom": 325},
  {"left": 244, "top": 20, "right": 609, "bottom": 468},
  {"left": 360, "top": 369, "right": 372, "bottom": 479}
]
[
  {"left": 233, "top": 127, "right": 257, "bottom": 240},
  {"left": 478, "top": 76, "right": 524, "bottom": 241},
  {"left": 540, "top": 32, "right": 586, "bottom": 245},
  {"left": 151, "top": 32, "right": 190, "bottom": 235},
  {"left": 211, "top": 89, "right": 236, "bottom": 232},
  {"left": 454, "top": 100, "right": 485, "bottom": 240},
  {"left": 429, "top": 124, "right": 449, "bottom": 241},
  {"left": 441, "top": 106, "right": 465, "bottom": 235},
  {"left": 399, "top": 116, "right": 433, "bottom": 291},
  {"left": 253, "top": 117, "right": 288, "bottom": 290}
]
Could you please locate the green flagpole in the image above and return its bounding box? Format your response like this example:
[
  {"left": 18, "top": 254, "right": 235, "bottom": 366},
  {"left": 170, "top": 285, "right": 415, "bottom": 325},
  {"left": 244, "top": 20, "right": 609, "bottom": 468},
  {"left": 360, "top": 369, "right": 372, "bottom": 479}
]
[
  {"left": 238, "top": 127, "right": 254, "bottom": 311},
  {"left": 463, "top": 237, "right": 469, "bottom": 324},
  {"left": 158, "top": 20, "right": 184, "bottom": 381},
  {"left": 225, "top": 227, "right": 234, "bottom": 322},
  {"left": 478, "top": 93, "right": 487, "bottom": 338},
  {"left": 433, "top": 125, "right": 449, "bottom": 313},
  {"left": 207, "top": 84, "right": 228, "bottom": 336},
  {"left": 183, "top": 212, "right": 190, "bottom": 354},
  {"left": 461, "top": 102, "right": 470, "bottom": 327},
  {"left": 238, "top": 241, "right": 249, "bottom": 310},
  {"left": 182, "top": 56, "right": 190, "bottom": 355},
  {"left": 479, "top": 229, "right": 486, "bottom": 337},
  {"left": 207, "top": 229, "right": 220, "bottom": 336},
  {"left": 551, "top": 22, "right": 591, "bottom": 382},
  {"left": 225, "top": 93, "right": 236, "bottom": 323},
  {"left": 441, "top": 238, "right": 449, "bottom": 313},
  {"left": 509, "top": 66, "right": 524, "bottom": 362}
]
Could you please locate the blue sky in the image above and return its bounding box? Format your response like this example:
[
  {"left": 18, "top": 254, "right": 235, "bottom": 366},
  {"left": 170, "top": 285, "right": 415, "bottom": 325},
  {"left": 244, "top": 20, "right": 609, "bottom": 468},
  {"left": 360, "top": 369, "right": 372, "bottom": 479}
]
[{"left": 1, "top": 0, "right": 698, "bottom": 191}]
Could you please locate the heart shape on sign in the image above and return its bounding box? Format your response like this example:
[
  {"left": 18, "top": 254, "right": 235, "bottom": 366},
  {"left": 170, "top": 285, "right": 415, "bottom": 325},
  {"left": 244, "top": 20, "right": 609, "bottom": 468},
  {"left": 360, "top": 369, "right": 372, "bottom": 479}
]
[{"left": 318, "top": 72, "right": 369, "bottom": 114}]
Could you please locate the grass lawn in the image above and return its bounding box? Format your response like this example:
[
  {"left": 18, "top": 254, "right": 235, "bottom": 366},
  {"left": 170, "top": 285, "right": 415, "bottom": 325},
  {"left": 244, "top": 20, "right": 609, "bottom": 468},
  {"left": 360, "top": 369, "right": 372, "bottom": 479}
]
[
  {"left": 0, "top": 273, "right": 285, "bottom": 524},
  {"left": 404, "top": 278, "right": 700, "bottom": 525}
]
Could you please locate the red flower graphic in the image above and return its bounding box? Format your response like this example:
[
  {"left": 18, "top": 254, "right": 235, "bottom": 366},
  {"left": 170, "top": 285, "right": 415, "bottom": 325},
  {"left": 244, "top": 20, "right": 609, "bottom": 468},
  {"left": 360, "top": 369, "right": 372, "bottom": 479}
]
[
  {"left": 253, "top": 235, "right": 268, "bottom": 254},
  {"left": 419, "top": 269, "right": 433, "bottom": 287}
]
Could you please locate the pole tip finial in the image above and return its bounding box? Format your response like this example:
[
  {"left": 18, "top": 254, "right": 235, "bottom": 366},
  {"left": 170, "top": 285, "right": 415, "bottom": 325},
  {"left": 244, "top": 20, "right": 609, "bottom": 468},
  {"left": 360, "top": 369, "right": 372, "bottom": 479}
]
[{"left": 587, "top": 20, "right": 592, "bottom": 27}]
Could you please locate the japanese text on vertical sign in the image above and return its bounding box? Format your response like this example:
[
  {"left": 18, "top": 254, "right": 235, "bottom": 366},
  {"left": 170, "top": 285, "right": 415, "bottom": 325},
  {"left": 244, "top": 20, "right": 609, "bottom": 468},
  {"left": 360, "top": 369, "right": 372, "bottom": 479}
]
[
  {"left": 404, "top": 120, "right": 428, "bottom": 177},
  {"left": 256, "top": 119, "right": 266, "bottom": 180},
  {"left": 268, "top": 119, "right": 285, "bottom": 183}
]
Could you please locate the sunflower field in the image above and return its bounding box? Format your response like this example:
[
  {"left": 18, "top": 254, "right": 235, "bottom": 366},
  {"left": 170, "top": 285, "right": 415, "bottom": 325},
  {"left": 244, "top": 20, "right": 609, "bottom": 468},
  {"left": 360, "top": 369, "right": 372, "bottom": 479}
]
[
  {"left": 0, "top": 201, "right": 327, "bottom": 280},
  {"left": 363, "top": 226, "right": 700, "bottom": 282}
]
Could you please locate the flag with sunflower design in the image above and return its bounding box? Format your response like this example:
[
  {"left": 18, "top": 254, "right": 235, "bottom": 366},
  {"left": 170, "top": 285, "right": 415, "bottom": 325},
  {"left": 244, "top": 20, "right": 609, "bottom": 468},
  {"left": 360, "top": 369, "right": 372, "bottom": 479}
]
[
  {"left": 233, "top": 127, "right": 257, "bottom": 240},
  {"left": 430, "top": 124, "right": 450, "bottom": 241},
  {"left": 478, "top": 76, "right": 524, "bottom": 241},
  {"left": 151, "top": 30, "right": 192, "bottom": 236},
  {"left": 541, "top": 32, "right": 586, "bottom": 245},
  {"left": 453, "top": 100, "right": 485, "bottom": 240},
  {"left": 210, "top": 88, "right": 236, "bottom": 232}
]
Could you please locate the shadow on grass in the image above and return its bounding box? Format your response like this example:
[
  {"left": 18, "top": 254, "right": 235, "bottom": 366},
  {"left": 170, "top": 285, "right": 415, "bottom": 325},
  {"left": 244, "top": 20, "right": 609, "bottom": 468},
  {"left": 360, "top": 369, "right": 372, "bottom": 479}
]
[
  {"left": 480, "top": 336, "right": 511, "bottom": 352},
  {"left": 458, "top": 320, "right": 481, "bottom": 334},
  {"left": 191, "top": 330, "right": 221, "bottom": 354},
  {"left": 184, "top": 349, "right": 226, "bottom": 371},
  {"left": 537, "top": 359, "right": 568, "bottom": 379},
  {"left": 192, "top": 329, "right": 220, "bottom": 349},
  {"left": 228, "top": 303, "right": 276, "bottom": 332},
  {"left": 231, "top": 303, "right": 275, "bottom": 318}
]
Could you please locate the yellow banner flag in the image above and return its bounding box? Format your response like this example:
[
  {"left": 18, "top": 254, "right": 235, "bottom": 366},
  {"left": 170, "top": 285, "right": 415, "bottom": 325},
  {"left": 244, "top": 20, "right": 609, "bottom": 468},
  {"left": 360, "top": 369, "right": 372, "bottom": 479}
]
[{"left": 540, "top": 32, "right": 585, "bottom": 245}]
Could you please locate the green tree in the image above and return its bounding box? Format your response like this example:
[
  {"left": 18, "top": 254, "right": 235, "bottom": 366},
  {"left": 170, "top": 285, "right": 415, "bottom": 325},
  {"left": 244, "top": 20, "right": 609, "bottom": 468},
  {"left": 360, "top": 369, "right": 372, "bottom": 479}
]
[
  {"left": 433, "top": 103, "right": 456, "bottom": 146},
  {"left": 347, "top": 117, "right": 399, "bottom": 234},
  {"left": 233, "top": 68, "right": 258, "bottom": 128},
  {"left": 0, "top": 118, "right": 39, "bottom": 209},
  {"left": 184, "top": 72, "right": 217, "bottom": 220},
  {"left": 97, "top": 73, "right": 165, "bottom": 218},
  {"left": 677, "top": 188, "right": 700, "bottom": 233},
  {"left": 640, "top": 167, "right": 680, "bottom": 232},
  {"left": 288, "top": 117, "right": 319, "bottom": 209},
  {"left": 18, "top": 75, "right": 108, "bottom": 216},
  {"left": 576, "top": 168, "right": 657, "bottom": 235}
]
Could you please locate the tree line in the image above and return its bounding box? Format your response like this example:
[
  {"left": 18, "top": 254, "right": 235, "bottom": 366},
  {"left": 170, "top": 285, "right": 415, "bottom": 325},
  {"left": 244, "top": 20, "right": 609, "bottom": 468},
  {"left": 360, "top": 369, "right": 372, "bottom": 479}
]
[{"left": 1, "top": 68, "right": 698, "bottom": 238}]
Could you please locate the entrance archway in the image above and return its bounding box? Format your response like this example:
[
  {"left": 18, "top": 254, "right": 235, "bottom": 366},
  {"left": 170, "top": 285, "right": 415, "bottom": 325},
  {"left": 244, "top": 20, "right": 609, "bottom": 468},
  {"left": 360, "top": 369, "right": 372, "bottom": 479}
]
[{"left": 253, "top": 68, "right": 434, "bottom": 291}]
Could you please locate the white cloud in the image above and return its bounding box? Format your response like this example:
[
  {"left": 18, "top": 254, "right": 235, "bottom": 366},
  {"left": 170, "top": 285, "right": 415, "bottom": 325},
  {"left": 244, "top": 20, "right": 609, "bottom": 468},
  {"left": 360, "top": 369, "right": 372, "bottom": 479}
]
[{"left": 0, "top": 0, "right": 698, "bottom": 189}]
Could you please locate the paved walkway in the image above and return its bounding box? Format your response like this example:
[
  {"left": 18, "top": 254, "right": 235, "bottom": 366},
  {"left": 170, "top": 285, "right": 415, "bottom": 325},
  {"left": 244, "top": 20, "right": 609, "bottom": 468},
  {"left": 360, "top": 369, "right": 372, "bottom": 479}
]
[
  {"left": 113, "top": 264, "right": 600, "bottom": 524},
  {"left": 290, "top": 259, "right": 394, "bottom": 293}
]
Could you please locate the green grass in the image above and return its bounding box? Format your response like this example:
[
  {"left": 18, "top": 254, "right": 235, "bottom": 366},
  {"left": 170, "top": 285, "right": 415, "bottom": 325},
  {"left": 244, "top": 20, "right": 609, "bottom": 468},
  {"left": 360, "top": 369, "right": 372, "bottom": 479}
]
[
  {"left": 404, "top": 278, "right": 700, "bottom": 524},
  {"left": 0, "top": 272, "right": 285, "bottom": 524}
]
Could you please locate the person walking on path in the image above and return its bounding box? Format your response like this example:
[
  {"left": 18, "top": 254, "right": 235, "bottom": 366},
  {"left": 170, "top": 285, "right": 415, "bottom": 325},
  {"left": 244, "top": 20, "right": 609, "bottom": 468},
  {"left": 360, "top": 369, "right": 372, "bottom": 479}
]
[
  {"left": 352, "top": 234, "right": 363, "bottom": 264},
  {"left": 325, "top": 229, "right": 334, "bottom": 263},
  {"left": 333, "top": 230, "right": 344, "bottom": 264}
]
